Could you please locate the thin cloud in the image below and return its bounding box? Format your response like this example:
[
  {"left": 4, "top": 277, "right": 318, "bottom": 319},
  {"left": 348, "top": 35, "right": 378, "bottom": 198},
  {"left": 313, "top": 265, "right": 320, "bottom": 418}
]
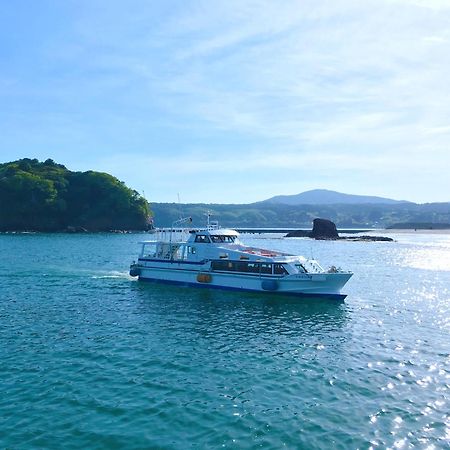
[{"left": 1, "top": 0, "right": 449, "bottom": 203}]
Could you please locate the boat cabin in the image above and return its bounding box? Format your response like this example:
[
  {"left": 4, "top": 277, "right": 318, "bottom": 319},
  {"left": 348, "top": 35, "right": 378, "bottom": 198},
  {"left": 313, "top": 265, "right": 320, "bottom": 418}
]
[
  {"left": 137, "top": 225, "right": 325, "bottom": 276},
  {"left": 138, "top": 228, "right": 240, "bottom": 261}
]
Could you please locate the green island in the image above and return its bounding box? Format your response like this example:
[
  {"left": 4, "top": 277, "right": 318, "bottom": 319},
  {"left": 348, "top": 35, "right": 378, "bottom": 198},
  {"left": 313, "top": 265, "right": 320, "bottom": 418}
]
[
  {"left": 0, "top": 159, "right": 152, "bottom": 232},
  {"left": 1, "top": 158, "right": 450, "bottom": 231}
]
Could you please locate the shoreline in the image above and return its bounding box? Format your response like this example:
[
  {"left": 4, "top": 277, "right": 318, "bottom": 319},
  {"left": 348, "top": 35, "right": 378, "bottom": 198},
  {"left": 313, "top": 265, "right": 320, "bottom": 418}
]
[
  {"left": 381, "top": 229, "right": 450, "bottom": 235},
  {"left": 2, "top": 228, "right": 450, "bottom": 235}
]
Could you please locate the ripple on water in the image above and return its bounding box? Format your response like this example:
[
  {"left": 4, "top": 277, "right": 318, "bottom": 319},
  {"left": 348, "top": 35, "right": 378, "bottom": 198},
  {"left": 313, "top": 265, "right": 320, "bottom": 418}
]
[{"left": 1, "top": 233, "right": 449, "bottom": 449}]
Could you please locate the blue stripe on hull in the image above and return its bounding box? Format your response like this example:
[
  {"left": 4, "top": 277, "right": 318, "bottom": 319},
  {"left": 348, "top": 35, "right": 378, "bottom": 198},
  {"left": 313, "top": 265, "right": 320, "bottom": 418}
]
[
  {"left": 138, "top": 258, "right": 207, "bottom": 265},
  {"left": 137, "top": 276, "right": 347, "bottom": 301}
]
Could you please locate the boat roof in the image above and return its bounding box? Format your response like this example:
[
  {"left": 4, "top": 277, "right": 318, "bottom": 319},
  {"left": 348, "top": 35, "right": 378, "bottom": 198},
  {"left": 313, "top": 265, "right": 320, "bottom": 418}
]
[
  {"left": 196, "top": 228, "right": 239, "bottom": 236},
  {"left": 138, "top": 226, "right": 239, "bottom": 245}
]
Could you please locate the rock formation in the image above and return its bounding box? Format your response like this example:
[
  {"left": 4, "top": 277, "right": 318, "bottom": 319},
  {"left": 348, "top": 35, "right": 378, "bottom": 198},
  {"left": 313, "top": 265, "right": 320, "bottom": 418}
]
[
  {"left": 285, "top": 218, "right": 393, "bottom": 241},
  {"left": 285, "top": 218, "right": 338, "bottom": 239},
  {"left": 310, "top": 218, "right": 339, "bottom": 239}
]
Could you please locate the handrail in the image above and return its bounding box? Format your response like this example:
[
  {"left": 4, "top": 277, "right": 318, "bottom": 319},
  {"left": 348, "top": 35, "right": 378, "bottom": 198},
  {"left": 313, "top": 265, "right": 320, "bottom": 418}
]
[{"left": 170, "top": 217, "right": 192, "bottom": 245}]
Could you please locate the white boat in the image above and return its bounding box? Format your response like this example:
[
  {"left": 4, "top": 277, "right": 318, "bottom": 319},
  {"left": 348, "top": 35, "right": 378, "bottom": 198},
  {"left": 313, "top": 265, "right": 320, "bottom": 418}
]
[{"left": 129, "top": 217, "right": 353, "bottom": 300}]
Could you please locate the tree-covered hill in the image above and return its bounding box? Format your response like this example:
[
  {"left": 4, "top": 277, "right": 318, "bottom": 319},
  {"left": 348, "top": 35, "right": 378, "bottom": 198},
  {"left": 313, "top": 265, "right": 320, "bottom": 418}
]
[
  {"left": 2, "top": 158, "right": 449, "bottom": 231},
  {"left": 150, "top": 201, "right": 450, "bottom": 229},
  {"left": 0, "top": 158, "right": 152, "bottom": 231}
]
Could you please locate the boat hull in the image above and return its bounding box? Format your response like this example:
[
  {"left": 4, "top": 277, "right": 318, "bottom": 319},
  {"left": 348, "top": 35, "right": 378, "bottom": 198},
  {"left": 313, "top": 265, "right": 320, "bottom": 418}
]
[
  {"left": 138, "top": 276, "right": 347, "bottom": 301},
  {"left": 134, "top": 264, "right": 351, "bottom": 300}
]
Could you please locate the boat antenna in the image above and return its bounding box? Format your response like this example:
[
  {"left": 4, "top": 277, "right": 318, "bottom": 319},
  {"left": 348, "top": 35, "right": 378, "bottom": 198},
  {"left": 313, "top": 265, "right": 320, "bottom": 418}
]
[
  {"left": 204, "top": 211, "right": 212, "bottom": 229},
  {"left": 309, "top": 241, "right": 314, "bottom": 261},
  {"left": 177, "top": 193, "right": 183, "bottom": 220}
]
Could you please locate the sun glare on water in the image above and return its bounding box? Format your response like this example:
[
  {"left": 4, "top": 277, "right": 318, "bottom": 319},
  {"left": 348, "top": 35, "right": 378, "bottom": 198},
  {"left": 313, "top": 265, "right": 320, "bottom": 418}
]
[{"left": 399, "top": 239, "right": 450, "bottom": 272}]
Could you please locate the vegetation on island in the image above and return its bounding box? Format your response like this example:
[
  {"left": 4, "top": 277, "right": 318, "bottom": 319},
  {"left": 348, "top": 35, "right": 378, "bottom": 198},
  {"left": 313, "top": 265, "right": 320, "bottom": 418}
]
[
  {"left": 0, "top": 158, "right": 152, "bottom": 231},
  {"left": 1, "top": 158, "right": 449, "bottom": 232},
  {"left": 150, "top": 201, "right": 450, "bottom": 229}
]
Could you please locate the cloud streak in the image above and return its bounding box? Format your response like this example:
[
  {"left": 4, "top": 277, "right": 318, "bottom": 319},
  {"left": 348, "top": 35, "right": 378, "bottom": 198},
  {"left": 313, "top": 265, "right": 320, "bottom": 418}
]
[{"left": 1, "top": 0, "right": 449, "bottom": 203}]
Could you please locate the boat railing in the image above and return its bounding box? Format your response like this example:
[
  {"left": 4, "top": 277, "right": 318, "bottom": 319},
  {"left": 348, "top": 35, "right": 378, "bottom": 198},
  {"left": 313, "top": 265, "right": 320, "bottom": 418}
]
[
  {"left": 305, "top": 259, "right": 325, "bottom": 273},
  {"left": 152, "top": 228, "right": 192, "bottom": 243},
  {"left": 148, "top": 216, "right": 193, "bottom": 243},
  {"left": 151, "top": 216, "right": 223, "bottom": 243},
  {"left": 206, "top": 220, "right": 220, "bottom": 231}
]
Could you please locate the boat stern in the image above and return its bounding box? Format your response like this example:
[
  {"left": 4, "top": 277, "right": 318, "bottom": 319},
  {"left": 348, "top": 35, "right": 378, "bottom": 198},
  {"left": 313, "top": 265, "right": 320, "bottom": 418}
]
[{"left": 129, "top": 262, "right": 141, "bottom": 277}]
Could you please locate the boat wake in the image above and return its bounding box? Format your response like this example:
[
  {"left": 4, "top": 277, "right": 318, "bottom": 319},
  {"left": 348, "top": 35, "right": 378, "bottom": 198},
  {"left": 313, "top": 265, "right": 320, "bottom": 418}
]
[{"left": 91, "top": 270, "right": 135, "bottom": 280}]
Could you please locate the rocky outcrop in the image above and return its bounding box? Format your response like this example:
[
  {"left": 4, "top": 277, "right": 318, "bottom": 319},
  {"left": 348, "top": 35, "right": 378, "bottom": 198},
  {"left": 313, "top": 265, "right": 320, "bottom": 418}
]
[
  {"left": 310, "top": 218, "right": 339, "bottom": 239},
  {"left": 339, "top": 235, "right": 393, "bottom": 242},
  {"left": 285, "top": 218, "right": 338, "bottom": 238},
  {"left": 286, "top": 218, "right": 393, "bottom": 241}
]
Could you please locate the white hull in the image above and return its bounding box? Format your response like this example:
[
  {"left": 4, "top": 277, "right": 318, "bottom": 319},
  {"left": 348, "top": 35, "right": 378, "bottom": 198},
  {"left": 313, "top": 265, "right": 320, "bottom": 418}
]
[{"left": 136, "top": 263, "right": 351, "bottom": 300}]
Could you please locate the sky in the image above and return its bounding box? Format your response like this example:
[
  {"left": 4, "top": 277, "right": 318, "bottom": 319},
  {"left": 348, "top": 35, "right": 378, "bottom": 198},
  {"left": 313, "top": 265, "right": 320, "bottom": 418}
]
[{"left": 1, "top": 0, "right": 449, "bottom": 204}]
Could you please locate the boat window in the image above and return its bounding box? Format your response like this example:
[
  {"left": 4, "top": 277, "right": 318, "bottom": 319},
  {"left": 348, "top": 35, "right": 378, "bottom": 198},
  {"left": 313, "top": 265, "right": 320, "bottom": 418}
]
[
  {"left": 295, "top": 264, "right": 307, "bottom": 273},
  {"left": 260, "top": 263, "right": 272, "bottom": 274},
  {"left": 274, "top": 264, "right": 288, "bottom": 275},
  {"left": 210, "top": 235, "right": 236, "bottom": 243},
  {"left": 142, "top": 243, "right": 157, "bottom": 257},
  {"left": 211, "top": 260, "right": 228, "bottom": 271},
  {"left": 211, "top": 260, "right": 260, "bottom": 274},
  {"left": 246, "top": 262, "right": 260, "bottom": 273},
  {"left": 195, "top": 235, "right": 211, "bottom": 243}
]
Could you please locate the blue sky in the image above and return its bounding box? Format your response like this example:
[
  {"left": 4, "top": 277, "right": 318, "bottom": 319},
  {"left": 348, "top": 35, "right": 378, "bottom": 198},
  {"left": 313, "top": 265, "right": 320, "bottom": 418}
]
[{"left": 1, "top": 0, "right": 449, "bottom": 203}]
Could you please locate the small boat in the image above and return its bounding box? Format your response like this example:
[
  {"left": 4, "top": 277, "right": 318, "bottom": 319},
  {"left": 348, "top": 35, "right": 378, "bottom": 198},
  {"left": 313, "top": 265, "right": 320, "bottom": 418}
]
[{"left": 129, "top": 216, "right": 353, "bottom": 300}]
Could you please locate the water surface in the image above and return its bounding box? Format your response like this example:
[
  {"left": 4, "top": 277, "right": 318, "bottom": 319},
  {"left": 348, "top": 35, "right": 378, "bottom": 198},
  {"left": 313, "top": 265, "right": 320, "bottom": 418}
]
[{"left": 1, "top": 232, "right": 449, "bottom": 449}]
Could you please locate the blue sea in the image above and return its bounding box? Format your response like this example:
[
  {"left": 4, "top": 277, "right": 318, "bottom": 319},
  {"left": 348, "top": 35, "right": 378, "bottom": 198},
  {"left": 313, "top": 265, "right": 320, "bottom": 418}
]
[{"left": 1, "top": 231, "right": 449, "bottom": 449}]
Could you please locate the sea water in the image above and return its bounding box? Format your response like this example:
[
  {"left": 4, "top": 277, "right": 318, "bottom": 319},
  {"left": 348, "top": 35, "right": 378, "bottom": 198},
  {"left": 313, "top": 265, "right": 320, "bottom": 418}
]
[{"left": 0, "top": 232, "right": 449, "bottom": 449}]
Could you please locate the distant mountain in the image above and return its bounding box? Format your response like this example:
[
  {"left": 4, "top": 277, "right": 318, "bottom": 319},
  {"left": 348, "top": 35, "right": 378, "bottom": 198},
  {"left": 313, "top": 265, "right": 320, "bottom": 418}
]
[{"left": 260, "top": 189, "right": 411, "bottom": 206}]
